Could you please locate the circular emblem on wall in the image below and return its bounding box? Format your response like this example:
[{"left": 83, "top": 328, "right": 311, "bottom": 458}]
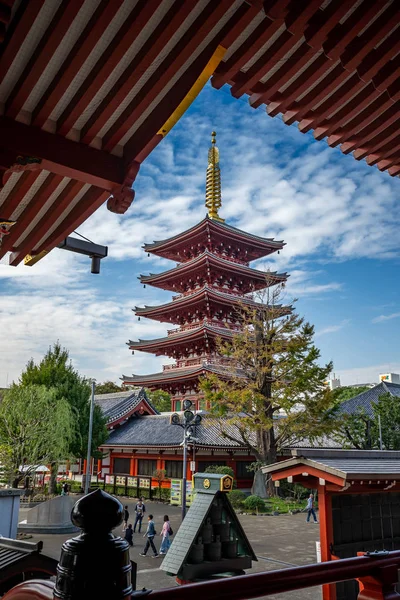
[{"left": 203, "top": 478, "right": 211, "bottom": 489}]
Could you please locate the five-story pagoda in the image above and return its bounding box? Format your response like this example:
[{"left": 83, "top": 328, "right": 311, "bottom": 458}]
[{"left": 122, "top": 133, "right": 287, "bottom": 411}]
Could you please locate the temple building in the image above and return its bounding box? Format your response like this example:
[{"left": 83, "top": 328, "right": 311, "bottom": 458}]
[{"left": 122, "top": 133, "right": 287, "bottom": 411}]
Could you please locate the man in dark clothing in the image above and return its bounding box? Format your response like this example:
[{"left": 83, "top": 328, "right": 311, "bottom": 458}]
[
  {"left": 139, "top": 514, "right": 158, "bottom": 557},
  {"left": 133, "top": 499, "right": 145, "bottom": 533},
  {"left": 124, "top": 524, "right": 134, "bottom": 547},
  {"left": 123, "top": 505, "right": 129, "bottom": 531}
]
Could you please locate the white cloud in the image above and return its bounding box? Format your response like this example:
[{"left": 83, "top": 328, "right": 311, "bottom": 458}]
[
  {"left": 372, "top": 312, "right": 400, "bottom": 324},
  {"left": 315, "top": 319, "right": 350, "bottom": 337}
]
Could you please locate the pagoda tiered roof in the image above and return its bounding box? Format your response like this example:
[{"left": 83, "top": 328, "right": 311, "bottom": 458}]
[
  {"left": 143, "top": 215, "right": 284, "bottom": 263},
  {"left": 128, "top": 323, "right": 235, "bottom": 356},
  {"left": 122, "top": 362, "right": 239, "bottom": 389},
  {"left": 135, "top": 285, "right": 266, "bottom": 323},
  {"left": 140, "top": 249, "right": 287, "bottom": 294},
  {"left": 135, "top": 284, "right": 291, "bottom": 324}
]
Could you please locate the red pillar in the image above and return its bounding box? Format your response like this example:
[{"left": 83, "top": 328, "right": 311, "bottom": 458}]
[{"left": 319, "top": 486, "right": 336, "bottom": 600}]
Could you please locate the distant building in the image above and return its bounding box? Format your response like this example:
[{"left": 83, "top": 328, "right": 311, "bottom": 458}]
[
  {"left": 326, "top": 377, "right": 341, "bottom": 390},
  {"left": 379, "top": 373, "right": 400, "bottom": 384}
]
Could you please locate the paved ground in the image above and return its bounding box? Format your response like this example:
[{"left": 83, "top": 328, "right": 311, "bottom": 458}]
[{"left": 19, "top": 497, "right": 322, "bottom": 599}]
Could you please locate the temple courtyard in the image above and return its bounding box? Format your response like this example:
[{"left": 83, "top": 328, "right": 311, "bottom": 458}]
[{"left": 19, "top": 497, "right": 321, "bottom": 600}]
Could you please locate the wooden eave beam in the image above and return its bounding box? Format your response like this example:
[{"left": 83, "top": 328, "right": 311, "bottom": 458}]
[
  {"left": 230, "top": 0, "right": 322, "bottom": 99},
  {"left": 0, "top": 116, "right": 123, "bottom": 189},
  {"left": 0, "top": 173, "right": 63, "bottom": 260},
  {"left": 270, "top": 464, "right": 345, "bottom": 488},
  {"left": 32, "top": 0, "right": 126, "bottom": 129},
  {"left": 5, "top": 1, "right": 85, "bottom": 119},
  {"left": 9, "top": 180, "right": 85, "bottom": 266},
  {"left": 102, "top": 0, "right": 236, "bottom": 152},
  {"left": 0, "top": 0, "right": 45, "bottom": 82},
  {"left": 123, "top": 42, "right": 226, "bottom": 164},
  {"left": 56, "top": 0, "right": 163, "bottom": 137},
  {"left": 80, "top": 0, "right": 195, "bottom": 145},
  {"left": 34, "top": 185, "right": 109, "bottom": 255},
  {"left": 0, "top": 170, "right": 42, "bottom": 219}
]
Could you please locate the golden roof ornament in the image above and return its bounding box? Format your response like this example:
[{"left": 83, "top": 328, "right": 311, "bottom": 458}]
[{"left": 205, "top": 131, "right": 224, "bottom": 222}]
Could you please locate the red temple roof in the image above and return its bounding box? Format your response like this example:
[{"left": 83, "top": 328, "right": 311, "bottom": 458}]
[
  {"left": 143, "top": 215, "right": 284, "bottom": 262},
  {"left": 135, "top": 285, "right": 267, "bottom": 322},
  {"left": 128, "top": 323, "right": 235, "bottom": 356},
  {"left": 122, "top": 362, "right": 238, "bottom": 388},
  {"left": 140, "top": 250, "right": 287, "bottom": 293}
]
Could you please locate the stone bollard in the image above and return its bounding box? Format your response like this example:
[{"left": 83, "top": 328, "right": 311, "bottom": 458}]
[{"left": 53, "top": 489, "right": 132, "bottom": 600}]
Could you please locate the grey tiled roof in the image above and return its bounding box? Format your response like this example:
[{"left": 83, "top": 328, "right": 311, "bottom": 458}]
[
  {"left": 314, "top": 457, "right": 400, "bottom": 476},
  {"left": 263, "top": 450, "right": 400, "bottom": 479},
  {"left": 103, "top": 414, "right": 252, "bottom": 449},
  {"left": 160, "top": 492, "right": 214, "bottom": 575},
  {"left": 337, "top": 382, "right": 400, "bottom": 417},
  {"left": 94, "top": 388, "right": 159, "bottom": 424}
]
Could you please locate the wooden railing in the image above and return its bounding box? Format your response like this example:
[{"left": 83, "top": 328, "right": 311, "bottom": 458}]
[{"left": 4, "top": 550, "right": 400, "bottom": 599}]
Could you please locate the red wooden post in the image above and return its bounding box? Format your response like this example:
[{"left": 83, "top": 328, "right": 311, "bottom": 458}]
[
  {"left": 357, "top": 553, "right": 400, "bottom": 600},
  {"left": 319, "top": 485, "right": 336, "bottom": 600}
]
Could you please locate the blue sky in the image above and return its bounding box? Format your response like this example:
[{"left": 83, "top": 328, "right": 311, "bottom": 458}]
[{"left": 0, "top": 83, "right": 399, "bottom": 387}]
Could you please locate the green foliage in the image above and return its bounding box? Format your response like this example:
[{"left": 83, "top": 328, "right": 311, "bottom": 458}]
[
  {"left": 0, "top": 384, "right": 73, "bottom": 486},
  {"left": 204, "top": 465, "right": 234, "bottom": 478},
  {"left": 278, "top": 481, "right": 310, "bottom": 502},
  {"left": 331, "top": 386, "right": 370, "bottom": 405},
  {"left": 200, "top": 278, "right": 335, "bottom": 494},
  {"left": 95, "top": 381, "right": 122, "bottom": 394},
  {"left": 333, "top": 392, "right": 400, "bottom": 450},
  {"left": 243, "top": 495, "right": 266, "bottom": 511},
  {"left": 228, "top": 490, "right": 246, "bottom": 508},
  {"left": 146, "top": 389, "right": 171, "bottom": 412},
  {"left": 20, "top": 342, "right": 108, "bottom": 459},
  {"left": 373, "top": 392, "right": 400, "bottom": 450}
]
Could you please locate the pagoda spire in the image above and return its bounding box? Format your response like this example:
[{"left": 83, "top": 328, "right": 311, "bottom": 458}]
[{"left": 205, "top": 131, "right": 224, "bottom": 222}]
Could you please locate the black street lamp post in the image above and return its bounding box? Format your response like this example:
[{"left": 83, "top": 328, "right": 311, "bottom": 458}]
[{"left": 170, "top": 399, "right": 202, "bottom": 521}]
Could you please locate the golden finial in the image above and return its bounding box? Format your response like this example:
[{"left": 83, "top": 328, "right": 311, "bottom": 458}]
[{"left": 205, "top": 131, "right": 224, "bottom": 222}]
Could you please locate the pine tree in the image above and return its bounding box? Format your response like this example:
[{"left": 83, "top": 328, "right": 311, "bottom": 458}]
[{"left": 200, "top": 280, "right": 334, "bottom": 496}]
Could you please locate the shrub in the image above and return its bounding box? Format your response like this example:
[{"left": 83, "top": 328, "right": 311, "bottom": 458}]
[
  {"left": 228, "top": 490, "right": 246, "bottom": 508},
  {"left": 205, "top": 465, "right": 234, "bottom": 478},
  {"left": 243, "top": 495, "right": 265, "bottom": 512}
]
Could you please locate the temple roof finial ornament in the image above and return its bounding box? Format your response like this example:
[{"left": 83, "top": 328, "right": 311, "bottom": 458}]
[{"left": 205, "top": 131, "right": 224, "bottom": 222}]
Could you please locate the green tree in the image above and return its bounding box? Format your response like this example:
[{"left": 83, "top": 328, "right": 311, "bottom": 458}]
[
  {"left": 153, "top": 468, "right": 167, "bottom": 501},
  {"left": 20, "top": 343, "right": 108, "bottom": 491},
  {"left": 145, "top": 389, "right": 171, "bottom": 412},
  {"left": 200, "top": 279, "right": 334, "bottom": 497},
  {"left": 0, "top": 385, "right": 73, "bottom": 487},
  {"left": 336, "top": 392, "right": 400, "bottom": 450},
  {"left": 331, "top": 385, "right": 369, "bottom": 405},
  {"left": 95, "top": 381, "right": 122, "bottom": 394}
]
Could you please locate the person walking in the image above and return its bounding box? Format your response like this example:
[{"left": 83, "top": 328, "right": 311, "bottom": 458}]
[
  {"left": 159, "top": 515, "right": 172, "bottom": 555},
  {"left": 61, "top": 482, "right": 69, "bottom": 496},
  {"left": 139, "top": 514, "right": 158, "bottom": 557},
  {"left": 133, "top": 498, "right": 145, "bottom": 533},
  {"left": 122, "top": 505, "right": 129, "bottom": 531},
  {"left": 305, "top": 493, "right": 318, "bottom": 523},
  {"left": 124, "top": 524, "right": 134, "bottom": 547}
]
